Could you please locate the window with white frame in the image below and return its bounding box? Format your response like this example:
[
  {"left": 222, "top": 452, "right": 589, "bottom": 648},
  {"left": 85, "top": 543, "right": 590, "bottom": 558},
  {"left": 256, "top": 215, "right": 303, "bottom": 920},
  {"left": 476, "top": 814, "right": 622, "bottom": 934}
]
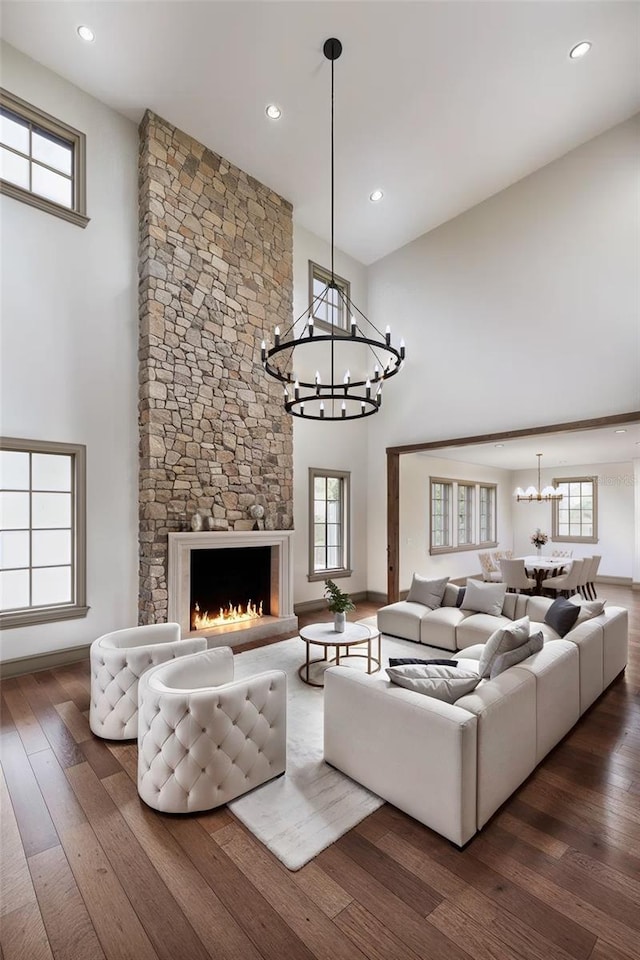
[
  {"left": 309, "top": 468, "right": 351, "bottom": 580},
  {"left": 308, "top": 261, "right": 350, "bottom": 331},
  {"left": 429, "top": 477, "right": 498, "bottom": 554},
  {"left": 552, "top": 476, "right": 598, "bottom": 543},
  {"left": 0, "top": 89, "right": 89, "bottom": 228},
  {"left": 0, "top": 438, "right": 88, "bottom": 627}
]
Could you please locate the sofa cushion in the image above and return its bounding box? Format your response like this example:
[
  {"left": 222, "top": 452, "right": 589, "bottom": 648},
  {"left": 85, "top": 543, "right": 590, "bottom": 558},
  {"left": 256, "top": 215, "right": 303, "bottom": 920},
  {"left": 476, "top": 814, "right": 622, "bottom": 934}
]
[
  {"left": 462, "top": 579, "right": 507, "bottom": 617},
  {"left": 386, "top": 664, "right": 480, "bottom": 703},
  {"left": 377, "top": 601, "right": 430, "bottom": 643},
  {"left": 501, "top": 593, "right": 528, "bottom": 621},
  {"left": 514, "top": 640, "right": 580, "bottom": 761},
  {"left": 477, "top": 616, "right": 531, "bottom": 678},
  {"left": 490, "top": 631, "right": 544, "bottom": 679},
  {"left": 545, "top": 598, "right": 580, "bottom": 638},
  {"left": 456, "top": 614, "right": 513, "bottom": 650},
  {"left": 406, "top": 574, "right": 449, "bottom": 609},
  {"left": 568, "top": 597, "right": 606, "bottom": 624},
  {"left": 419, "top": 607, "right": 472, "bottom": 650},
  {"left": 530, "top": 621, "right": 561, "bottom": 643}
]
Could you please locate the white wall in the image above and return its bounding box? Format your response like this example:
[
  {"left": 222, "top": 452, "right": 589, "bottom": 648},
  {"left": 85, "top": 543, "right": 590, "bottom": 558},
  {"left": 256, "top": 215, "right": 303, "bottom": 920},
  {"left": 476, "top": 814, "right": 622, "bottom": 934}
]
[
  {"left": 0, "top": 43, "right": 139, "bottom": 661},
  {"left": 400, "top": 454, "right": 513, "bottom": 588},
  {"left": 292, "top": 224, "right": 369, "bottom": 605},
  {"left": 511, "top": 461, "right": 635, "bottom": 580},
  {"left": 366, "top": 116, "right": 640, "bottom": 594}
]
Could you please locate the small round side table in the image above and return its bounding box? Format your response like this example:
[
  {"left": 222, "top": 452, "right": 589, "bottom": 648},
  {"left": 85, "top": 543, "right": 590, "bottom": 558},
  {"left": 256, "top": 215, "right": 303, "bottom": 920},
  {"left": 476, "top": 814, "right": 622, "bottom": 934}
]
[{"left": 298, "top": 621, "right": 381, "bottom": 688}]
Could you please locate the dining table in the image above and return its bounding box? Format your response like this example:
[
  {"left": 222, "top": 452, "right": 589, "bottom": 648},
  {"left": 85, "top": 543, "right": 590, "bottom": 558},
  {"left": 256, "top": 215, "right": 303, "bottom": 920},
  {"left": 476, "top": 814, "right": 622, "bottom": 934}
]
[{"left": 518, "top": 556, "right": 572, "bottom": 594}]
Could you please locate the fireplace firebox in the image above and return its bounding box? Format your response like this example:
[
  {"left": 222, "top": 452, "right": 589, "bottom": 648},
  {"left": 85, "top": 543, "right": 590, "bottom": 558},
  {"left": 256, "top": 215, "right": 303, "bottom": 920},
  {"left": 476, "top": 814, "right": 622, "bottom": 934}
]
[{"left": 190, "top": 546, "right": 271, "bottom": 630}]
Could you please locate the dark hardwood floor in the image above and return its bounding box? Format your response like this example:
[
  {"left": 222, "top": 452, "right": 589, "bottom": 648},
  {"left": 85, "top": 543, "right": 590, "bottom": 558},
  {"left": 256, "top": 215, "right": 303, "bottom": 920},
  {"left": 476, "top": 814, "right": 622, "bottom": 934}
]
[{"left": 1, "top": 585, "right": 638, "bottom": 960}]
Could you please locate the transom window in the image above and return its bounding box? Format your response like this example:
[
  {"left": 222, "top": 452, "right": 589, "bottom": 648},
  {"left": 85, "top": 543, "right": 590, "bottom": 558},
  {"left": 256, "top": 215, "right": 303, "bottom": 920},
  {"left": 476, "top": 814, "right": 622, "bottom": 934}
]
[
  {"left": 0, "top": 438, "right": 88, "bottom": 628},
  {"left": 308, "top": 468, "right": 351, "bottom": 581},
  {"left": 0, "top": 89, "right": 88, "bottom": 228},
  {"left": 429, "top": 478, "right": 497, "bottom": 554},
  {"left": 308, "top": 261, "right": 350, "bottom": 331},
  {"left": 552, "top": 476, "right": 598, "bottom": 543}
]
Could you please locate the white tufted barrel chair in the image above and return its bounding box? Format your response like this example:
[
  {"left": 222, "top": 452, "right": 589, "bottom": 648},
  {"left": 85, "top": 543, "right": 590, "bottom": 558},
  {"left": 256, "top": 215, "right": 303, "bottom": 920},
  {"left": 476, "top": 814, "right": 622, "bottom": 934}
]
[
  {"left": 90, "top": 623, "right": 207, "bottom": 741},
  {"left": 137, "top": 647, "right": 286, "bottom": 814}
]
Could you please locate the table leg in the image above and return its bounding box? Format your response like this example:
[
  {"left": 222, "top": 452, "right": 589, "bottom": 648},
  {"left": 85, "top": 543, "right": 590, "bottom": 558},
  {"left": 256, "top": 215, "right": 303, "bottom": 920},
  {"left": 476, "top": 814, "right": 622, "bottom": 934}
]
[
  {"left": 336, "top": 645, "right": 340, "bottom": 667},
  {"left": 367, "top": 637, "right": 371, "bottom": 674},
  {"left": 305, "top": 641, "right": 310, "bottom": 683},
  {"left": 377, "top": 632, "right": 381, "bottom": 672}
]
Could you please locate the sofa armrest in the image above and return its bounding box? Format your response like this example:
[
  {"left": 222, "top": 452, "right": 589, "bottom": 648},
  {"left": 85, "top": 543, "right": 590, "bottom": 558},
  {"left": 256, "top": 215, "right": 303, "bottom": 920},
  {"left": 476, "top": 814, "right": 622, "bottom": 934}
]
[
  {"left": 324, "top": 667, "right": 478, "bottom": 846},
  {"left": 601, "top": 606, "right": 628, "bottom": 687}
]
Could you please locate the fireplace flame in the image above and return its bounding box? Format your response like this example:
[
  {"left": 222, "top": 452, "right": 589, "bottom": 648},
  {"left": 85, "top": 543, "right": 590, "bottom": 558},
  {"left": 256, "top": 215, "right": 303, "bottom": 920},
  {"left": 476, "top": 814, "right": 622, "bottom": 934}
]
[{"left": 191, "top": 600, "right": 264, "bottom": 631}]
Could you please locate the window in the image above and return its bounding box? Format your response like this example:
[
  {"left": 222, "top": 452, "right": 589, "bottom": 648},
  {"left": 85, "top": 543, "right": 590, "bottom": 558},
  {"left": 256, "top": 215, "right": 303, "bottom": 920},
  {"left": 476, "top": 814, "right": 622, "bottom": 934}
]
[
  {"left": 0, "top": 438, "right": 88, "bottom": 628},
  {"left": 431, "top": 481, "right": 451, "bottom": 549},
  {"left": 552, "top": 476, "right": 598, "bottom": 543},
  {"left": 308, "top": 261, "right": 350, "bottom": 331},
  {"left": 309, "top": 468, "right": 351, "bottom": 580},
  {"left": 479, "top": 484, "right": 496, "bottom": 544},
  {"left": 429, "top": 477, "right": 498, "bottom": 554},
  {"left": 457, "top": 483, "right": 474, "bottom": 546},
  {"left": 0, "top": 89, "right": 89, "bottom": 228}
]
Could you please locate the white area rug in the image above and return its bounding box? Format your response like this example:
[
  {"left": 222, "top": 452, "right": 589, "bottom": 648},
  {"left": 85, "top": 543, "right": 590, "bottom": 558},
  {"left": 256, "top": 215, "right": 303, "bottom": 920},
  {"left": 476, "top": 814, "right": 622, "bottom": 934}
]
[{"left": 228, "top": 620, "right": 447, "bottom": 870}]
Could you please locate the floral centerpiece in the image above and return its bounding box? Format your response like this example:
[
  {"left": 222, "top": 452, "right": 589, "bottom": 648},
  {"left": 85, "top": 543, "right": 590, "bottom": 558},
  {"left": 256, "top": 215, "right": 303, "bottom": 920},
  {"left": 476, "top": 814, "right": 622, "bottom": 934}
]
[
  {"left": 530, "top": 529, "right": 549, "bottom": 554},
  {"left": 324, "top": 579, "right": 355, "bottom": 634}
]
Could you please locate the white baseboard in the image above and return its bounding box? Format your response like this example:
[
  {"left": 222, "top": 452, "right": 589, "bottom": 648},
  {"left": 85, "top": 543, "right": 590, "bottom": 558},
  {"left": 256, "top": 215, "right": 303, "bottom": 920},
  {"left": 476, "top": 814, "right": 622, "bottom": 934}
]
[{"left": 0, "top": 643, "right": 90, "bottom": 679}]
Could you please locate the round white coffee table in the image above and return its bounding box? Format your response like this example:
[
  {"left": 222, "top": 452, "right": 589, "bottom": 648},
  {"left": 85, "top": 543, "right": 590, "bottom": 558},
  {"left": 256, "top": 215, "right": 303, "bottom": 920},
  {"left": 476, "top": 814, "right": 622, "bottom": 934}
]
[{"left": 298, "top": 621, "right": 381, "bottom": 687}]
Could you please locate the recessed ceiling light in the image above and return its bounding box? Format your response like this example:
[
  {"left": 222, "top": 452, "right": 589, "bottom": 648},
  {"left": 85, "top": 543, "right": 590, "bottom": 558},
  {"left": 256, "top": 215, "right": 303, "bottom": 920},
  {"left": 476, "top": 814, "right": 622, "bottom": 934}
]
[
  {"left": 614, "top": 428, "right": 627, "bottom": 434},
  {"left": 494, "top": 443, "right": 504, "bottom": 448},
  {"left": 369, "top": 189, "right": 384, "bottom": 203},
  {"left": 77, "top": 25, "right": 95, "bottom": 43},
  {"left": 265, "top": 104, "right": 282, "bottom": 120},
  {"left": 569, "top": 41, "right": 591, "bottom": 60}
]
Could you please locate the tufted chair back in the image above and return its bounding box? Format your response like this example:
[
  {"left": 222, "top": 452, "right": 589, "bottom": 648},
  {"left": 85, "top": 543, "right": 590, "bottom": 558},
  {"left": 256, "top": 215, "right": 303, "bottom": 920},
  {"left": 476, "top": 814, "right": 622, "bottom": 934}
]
[
  {"left": 90, "top": 623, "right": 207, "bottom": 741},
  {"left": 137, "top": 647, "right": 287, "bottom": 814}
]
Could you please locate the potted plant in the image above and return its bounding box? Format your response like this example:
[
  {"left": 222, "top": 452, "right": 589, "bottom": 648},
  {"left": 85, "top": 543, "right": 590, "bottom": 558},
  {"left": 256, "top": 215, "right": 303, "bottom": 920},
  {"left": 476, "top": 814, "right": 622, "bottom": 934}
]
[{"left": 324, "top": 579, "right": 355, "bottom": 633}]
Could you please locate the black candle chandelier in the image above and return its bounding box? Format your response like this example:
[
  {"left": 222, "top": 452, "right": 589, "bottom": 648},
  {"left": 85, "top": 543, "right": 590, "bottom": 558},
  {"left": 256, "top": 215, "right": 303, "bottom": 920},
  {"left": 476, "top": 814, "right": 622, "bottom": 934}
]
[{"left": 261, "top": 38, "right": 405, "bottom": 420}]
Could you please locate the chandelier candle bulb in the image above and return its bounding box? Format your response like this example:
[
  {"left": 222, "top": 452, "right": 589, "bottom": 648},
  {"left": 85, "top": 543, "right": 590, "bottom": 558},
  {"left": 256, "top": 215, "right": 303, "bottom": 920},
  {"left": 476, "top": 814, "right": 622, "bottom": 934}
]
[
  {"left": 366, "top": 378, "right": 371, "bottom": 399},
  {"left": 343, "top": 370, "right": 351, "bottom": 384},
  {"left": 341, "top": 402, "right": 346, "bottom": 418},
  {"left": 274, "top": 326, "right": 280, "bottom": 347},
  {"left": 400, "top": 339, "right": 406, "bottom": 359},
  {"left": 350, "top": 316, "right": 356, "bottom": 335},
  {"left": 374, "top": 365, "right": 380, "bottom": 381},
  {"left": 308, "top": 317, "right": 314, "bottom": 336},
  {"left": 385, "top": 325, "right": 391, "bottom": 346},
  {"left": 294, "top": 380, "right": 300, "bottom": 400},
  {"left": 261, "top": 340, "right": 267, "bottom": 362},
  {"left": 320, "top": 402, "right": 325, "bottom": 419}
]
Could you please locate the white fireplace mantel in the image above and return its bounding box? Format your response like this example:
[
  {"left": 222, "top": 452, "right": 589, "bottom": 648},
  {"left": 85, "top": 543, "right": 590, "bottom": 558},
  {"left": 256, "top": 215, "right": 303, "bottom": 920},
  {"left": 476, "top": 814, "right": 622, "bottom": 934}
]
[{"left": 167, "top": 530, "right": 296, "bottom": 644}]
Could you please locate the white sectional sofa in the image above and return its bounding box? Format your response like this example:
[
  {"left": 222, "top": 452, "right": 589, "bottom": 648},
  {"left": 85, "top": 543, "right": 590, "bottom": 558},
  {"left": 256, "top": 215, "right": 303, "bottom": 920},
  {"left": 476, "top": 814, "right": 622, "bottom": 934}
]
[{"left": 324, "top": 587, "right": 628, "bottom": 847}]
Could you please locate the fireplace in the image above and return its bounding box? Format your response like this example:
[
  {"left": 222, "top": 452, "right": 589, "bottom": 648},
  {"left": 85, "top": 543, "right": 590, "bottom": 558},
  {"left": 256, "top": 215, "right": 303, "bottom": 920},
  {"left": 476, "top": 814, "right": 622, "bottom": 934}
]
[{"left": 167, "top": 530, "right": 297, "bottom": 646}]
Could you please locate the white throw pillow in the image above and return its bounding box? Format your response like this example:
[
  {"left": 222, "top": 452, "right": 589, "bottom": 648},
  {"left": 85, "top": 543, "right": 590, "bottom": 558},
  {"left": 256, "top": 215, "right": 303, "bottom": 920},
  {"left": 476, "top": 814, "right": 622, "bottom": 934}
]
[
  {"left": 568, "top": 597, "right": 606, "bottom": 624},
  {"left": 461, "top": 579, "right": 508, "bottom": 617},
  {"left": 406, "top": 574, "right": 449, "bottom": 609},
  {"left": 386, "top": 664, "right": 479, "bottom": 703},
  {"left": 477, "top": 616, "right": 531, "bottom": 679}
]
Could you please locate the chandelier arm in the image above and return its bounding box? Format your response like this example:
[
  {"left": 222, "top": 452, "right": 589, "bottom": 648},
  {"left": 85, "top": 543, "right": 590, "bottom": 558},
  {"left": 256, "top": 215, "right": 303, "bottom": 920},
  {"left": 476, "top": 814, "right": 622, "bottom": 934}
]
[
  {"left": 337, "top": 287, "right": 389, "bottom": 341},
  {"left": 264, "top": 335, "right": 403, "bottom": 388}
]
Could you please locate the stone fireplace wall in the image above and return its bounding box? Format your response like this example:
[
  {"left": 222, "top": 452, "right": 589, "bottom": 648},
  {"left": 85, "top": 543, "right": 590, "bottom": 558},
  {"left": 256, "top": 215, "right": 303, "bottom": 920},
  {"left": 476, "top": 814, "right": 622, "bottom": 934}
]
[{"left": 138, "top": 111, "right": 293, "bottom": 625}]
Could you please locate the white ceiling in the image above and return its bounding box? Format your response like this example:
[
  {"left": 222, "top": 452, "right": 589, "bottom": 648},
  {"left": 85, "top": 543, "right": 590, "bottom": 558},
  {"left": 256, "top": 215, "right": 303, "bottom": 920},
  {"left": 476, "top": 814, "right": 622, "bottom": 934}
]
[
  {"left": 417, "top": 421, "right": 640, "bottom": 471},
  {"left": 1, "top": 2, "right": 639, "bottom": 264}
]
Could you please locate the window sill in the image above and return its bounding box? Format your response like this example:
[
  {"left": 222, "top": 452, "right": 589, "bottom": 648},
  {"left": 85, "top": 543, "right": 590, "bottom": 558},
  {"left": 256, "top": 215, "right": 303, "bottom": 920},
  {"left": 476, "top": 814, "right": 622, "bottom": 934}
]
[
  {"left": 0, "top": 604, "right": 90, "bottom": 630},
  {"left": 552, "top": 536, "right": 599, "bottom": 545},
  {"left": 308, "top": 569, "right": 353, "bottom": 583},
  {"left": 429, "top": 542, "right": 497, "bottom": 556},
  {"left": 0, "top": 181, "right": 90, "bottom": 228}
]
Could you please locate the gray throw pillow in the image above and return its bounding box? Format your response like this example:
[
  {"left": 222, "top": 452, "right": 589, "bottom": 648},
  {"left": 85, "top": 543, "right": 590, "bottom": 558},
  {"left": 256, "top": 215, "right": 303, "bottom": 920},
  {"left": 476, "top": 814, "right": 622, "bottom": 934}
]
[
  {"left": 477, "top": 616, "right": 531, "bottom": 679},
  {"left": 568, "top": 597, "right": 606, "bottom": 624},
  {"left": 386, "top": 664, "right": 479, "bottom": 703},
  {"left": 489, "top": 631, "right": 544, "bottom": 679},
  {"left": 406, "top": 574, "right": 449, "bottom": 609},
  {"left": 461, "top": 579, "right": 507, "bottom": 617}
]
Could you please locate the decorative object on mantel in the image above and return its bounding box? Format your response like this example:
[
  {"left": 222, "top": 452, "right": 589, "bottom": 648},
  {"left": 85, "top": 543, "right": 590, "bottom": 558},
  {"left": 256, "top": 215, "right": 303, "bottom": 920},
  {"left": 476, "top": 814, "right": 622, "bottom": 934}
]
[
  {"left": 324, "top": 578, "right": 355, "bottom": 633},
  {"left": 530, "top": 529, "right": 549, "bottom": 556},
  {"left": 260, "top": 37, "right": 405, "bottom": 421},
  {"left": 249, "top": 503, "right": 265, "bottom": 530},
  {"left": 515, "top": 453, "right": 562, "bottom": 502},
  {"left": 190, "top": 511, "right": 204, "bottom": 532}
]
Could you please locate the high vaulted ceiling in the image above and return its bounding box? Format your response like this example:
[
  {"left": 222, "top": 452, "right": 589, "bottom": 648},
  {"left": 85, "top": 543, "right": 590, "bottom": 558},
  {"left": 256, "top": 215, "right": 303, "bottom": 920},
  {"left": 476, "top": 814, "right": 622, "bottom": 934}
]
[{"left": 1, "top": 1, "right": 639, "bottom": 263}]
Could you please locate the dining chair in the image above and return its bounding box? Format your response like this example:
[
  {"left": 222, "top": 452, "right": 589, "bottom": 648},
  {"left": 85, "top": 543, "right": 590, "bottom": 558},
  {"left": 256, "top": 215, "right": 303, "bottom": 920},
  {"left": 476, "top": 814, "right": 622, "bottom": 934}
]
[
  {"left": 479, "top": 552, "right": 502, "bottom": 582},
  {"left": 587, "top": 555, "right": 601, "bottom": 599},
  {"left": 543, "top": 558, "right": 584, "bottom": 599},
  {"left": 499, "top": 558, "right": 536, "bottom": 594},
  {"left": 576, "top": 557, "right": 592, "bottom": 598}
]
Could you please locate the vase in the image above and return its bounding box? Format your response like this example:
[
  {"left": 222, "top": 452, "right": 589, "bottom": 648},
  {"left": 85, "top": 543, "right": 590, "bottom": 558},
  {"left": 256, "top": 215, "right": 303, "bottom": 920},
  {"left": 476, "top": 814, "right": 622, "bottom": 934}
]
[
  {"left": 536, "top": 545, "right": 542, "bottom": 556},
  {"left": 334, "top": 612, "right": 346, "bottom": 633}
]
